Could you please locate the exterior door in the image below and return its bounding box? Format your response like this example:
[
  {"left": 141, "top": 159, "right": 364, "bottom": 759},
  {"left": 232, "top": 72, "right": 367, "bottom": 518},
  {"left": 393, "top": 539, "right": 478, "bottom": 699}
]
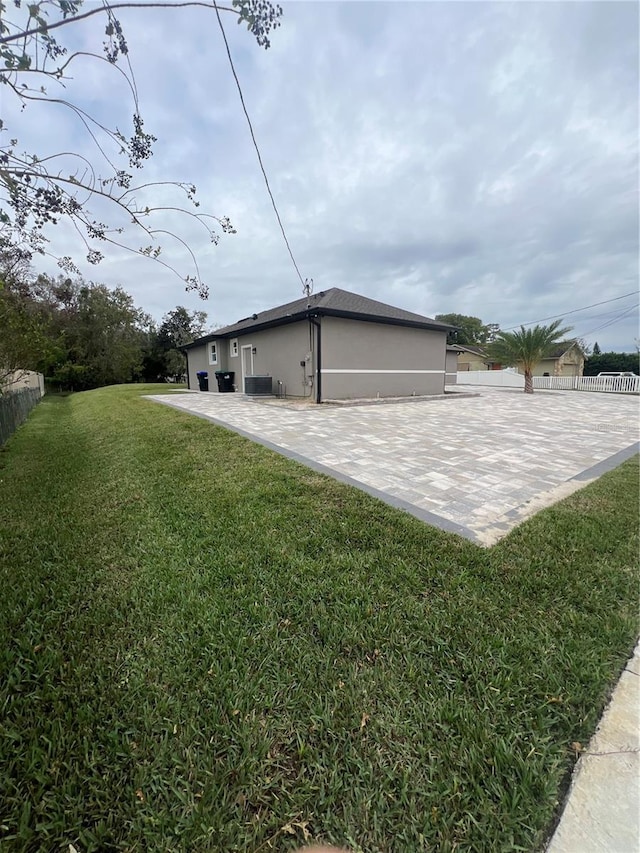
[{"left": 241, "top": 345, "right": 253, "bottom": 392}]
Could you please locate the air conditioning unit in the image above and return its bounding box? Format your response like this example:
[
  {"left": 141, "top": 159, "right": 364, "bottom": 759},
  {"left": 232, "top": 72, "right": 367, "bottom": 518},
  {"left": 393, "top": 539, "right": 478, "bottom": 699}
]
[{"left": 245, "top": 376, "right": 273, "bottom": 395}]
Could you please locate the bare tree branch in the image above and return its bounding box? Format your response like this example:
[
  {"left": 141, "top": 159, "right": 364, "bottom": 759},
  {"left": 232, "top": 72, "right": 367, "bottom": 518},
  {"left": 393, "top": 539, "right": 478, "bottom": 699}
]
[
  {"left": 0, "top": 0, "right": 283, "bottom": 298},
  {"left": 0, "top": 2, "right": 237, "bottom": 46}
]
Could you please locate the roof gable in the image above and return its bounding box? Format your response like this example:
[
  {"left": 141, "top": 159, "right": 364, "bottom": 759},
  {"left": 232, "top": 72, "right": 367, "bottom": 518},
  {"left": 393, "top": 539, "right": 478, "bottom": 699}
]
[{"left": 545, "top": 341, "right": 583, "bottom": 359}]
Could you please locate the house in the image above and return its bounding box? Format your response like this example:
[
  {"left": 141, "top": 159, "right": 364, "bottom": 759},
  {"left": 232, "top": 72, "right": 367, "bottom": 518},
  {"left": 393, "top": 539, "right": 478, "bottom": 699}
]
[
  {"left": 449, "top": 340, "right": 584, "bottom": 377},
  {"left": 520, "top": 341, "right": 585, "bottom": 378},
  {"left": 184, "top": 288, "right": 455, "bottom": 402},
  {"left": 448, "top": 344, "right": 503, "bottom": 372},
  {"left": 1, "top": 369, "right": 45, "bottom": 395}
]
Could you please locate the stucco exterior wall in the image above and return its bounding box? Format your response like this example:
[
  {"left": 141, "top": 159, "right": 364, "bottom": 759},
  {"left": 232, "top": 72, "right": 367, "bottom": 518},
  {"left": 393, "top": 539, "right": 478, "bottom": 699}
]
[
  {"left": 187, "top": 321, "right": 315, "bottom": 397},
  {"left": 555, "top": 348, "right": 584, "bottom": 377},
  {"left": 320, "top": 317, "right": 446, "bottom": 399},
  {"left": 235, "top": 322, "right": 314, "bottom": 397},
  {"left": 186, "top": 344, "right": 210, "bottom": 390},
  {"left": 188, "top": 316, "right": 448, "bottom": 400},
  {"left": 445, "top": 350, "right": 458, "bottom": 385},
  {"left": 521, "top": 348, "right": 584, "bottom": 378},
  {"left": 457, "top": 354, "right": 488, "bottom": 371}
]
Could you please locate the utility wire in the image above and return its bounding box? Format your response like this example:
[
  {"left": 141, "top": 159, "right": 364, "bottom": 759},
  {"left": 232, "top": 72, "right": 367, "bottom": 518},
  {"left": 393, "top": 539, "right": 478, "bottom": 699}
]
[
  {"left": 572, "top": 306, "right": 639, "bottom": 322},
  {"left": 503, "top": 290, "right": 638, "bottom": 331},
  {"left": 573, "top": 302, "right": 639, "bottom": 339},
  {"left": 213, "top": 1, "right": 306, "bottom": 288}
]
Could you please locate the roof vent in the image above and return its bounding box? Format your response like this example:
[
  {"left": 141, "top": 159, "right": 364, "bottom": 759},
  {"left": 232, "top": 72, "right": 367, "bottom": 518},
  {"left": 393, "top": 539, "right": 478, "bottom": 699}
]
[{"left": 252, "top": 313, "right": 258, "bottom": 320}]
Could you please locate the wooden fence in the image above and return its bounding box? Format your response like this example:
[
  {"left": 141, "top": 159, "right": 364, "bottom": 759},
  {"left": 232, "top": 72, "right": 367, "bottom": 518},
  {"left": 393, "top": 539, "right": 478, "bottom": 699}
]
[{"left": 0, "top": 386, "right": 43, "bottom": 447}]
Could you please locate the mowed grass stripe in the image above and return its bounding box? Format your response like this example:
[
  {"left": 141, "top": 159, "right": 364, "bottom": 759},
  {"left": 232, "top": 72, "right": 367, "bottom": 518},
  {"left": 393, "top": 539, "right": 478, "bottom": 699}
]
[{"left": 0, "top": 384, "right": 637, "bottom": 852}]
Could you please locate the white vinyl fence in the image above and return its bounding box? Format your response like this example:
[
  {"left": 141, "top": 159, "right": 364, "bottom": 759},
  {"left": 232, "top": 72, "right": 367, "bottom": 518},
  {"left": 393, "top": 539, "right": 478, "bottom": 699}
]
[
  {"left": 456, "top": 371, "right": 640, "bottom": 394},
  {"left": 540, "top": 375, "right": 640, "bottom": 393},
  {"left": 456, "top": 370, "right": 524, "bottom": 388}
]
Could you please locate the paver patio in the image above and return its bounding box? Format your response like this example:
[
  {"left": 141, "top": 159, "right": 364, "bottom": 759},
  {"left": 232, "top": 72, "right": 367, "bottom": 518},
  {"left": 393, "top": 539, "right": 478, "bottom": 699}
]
[{"left": 149, "top": 387, "right": 639, "bottom": 544}]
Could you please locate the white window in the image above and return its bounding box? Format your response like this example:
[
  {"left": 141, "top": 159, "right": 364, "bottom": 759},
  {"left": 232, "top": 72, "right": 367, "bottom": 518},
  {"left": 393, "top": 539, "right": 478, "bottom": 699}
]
[
  {"left": 209, "top": 342, "right": 218, "bottom": 365},
  {"left": 230, "top": 338, "right": 238, "bottom": 358}
]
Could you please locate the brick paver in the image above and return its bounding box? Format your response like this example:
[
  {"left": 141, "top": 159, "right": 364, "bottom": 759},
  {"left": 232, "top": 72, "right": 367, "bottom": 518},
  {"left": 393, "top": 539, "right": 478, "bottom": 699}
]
[{"left": 149, "top": 388, "right": 639, "bottom": 544}]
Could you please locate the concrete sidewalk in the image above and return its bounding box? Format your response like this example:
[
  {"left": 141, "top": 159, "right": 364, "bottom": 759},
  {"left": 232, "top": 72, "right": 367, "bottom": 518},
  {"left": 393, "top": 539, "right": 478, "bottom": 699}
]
[{"left": 546, "top": 641, "right": 640, "bottom": 853}]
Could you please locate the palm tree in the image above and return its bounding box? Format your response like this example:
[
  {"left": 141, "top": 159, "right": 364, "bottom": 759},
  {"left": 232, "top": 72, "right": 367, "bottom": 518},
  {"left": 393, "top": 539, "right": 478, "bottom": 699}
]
[{"left": 487, "top": 320, "right": 573, "bottom": 393}]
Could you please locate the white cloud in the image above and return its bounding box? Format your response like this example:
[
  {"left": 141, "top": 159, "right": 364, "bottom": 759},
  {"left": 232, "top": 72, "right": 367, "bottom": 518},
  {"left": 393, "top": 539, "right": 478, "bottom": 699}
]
[{"left": 3, "top": 0, "right": 638, "bottom": 350}]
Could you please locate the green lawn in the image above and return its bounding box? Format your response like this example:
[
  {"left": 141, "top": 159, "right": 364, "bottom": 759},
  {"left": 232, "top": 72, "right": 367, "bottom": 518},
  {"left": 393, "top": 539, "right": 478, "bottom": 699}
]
[{"left": 0, "top": 385, "right": 637, "bottom": 852}]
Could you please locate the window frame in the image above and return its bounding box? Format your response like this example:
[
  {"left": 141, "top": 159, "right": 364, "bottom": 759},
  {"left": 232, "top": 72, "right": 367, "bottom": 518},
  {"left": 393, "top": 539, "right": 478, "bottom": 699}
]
[
  {"left": 208, "top": 342, "right": 218, "bottom": 365},
  {"left": 229, "top": 338, "right": 239, "bottom": 358}
]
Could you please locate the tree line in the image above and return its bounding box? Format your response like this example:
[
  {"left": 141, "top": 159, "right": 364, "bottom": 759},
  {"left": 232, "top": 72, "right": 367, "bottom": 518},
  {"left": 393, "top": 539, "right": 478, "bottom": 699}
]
[
  {"left": 0, "top": 0, "right": 283, "bottom": 395},
  {"left": 3, "top": 263, "right": 637, "bottom": 396},
  {"left": 583, "top": 348, "right": 639, "bottom": 376},
  {"left": 0, "top": 247, "right": 207, "bottom": 393}
]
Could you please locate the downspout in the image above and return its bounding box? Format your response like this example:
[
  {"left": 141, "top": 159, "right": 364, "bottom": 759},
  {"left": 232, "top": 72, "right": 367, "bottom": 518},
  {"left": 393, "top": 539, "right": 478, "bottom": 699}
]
[
  {"left": 308, "top": 315, "right": 322, "bottom": 404},
  {"left": 183, "top": 348, "right": 190, "bottom": 389}
]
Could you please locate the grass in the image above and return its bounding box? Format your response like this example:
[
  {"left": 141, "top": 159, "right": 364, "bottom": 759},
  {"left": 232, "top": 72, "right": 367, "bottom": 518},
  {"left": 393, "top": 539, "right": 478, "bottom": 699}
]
[{"left": 0, "top": 384, "right": 637, "bottom": 853}]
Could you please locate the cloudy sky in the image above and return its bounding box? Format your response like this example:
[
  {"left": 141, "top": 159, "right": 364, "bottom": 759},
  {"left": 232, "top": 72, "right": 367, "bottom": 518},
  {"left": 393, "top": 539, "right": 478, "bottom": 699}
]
[{"left": 4, "top": 0, "right": 639, "bottom": 350}]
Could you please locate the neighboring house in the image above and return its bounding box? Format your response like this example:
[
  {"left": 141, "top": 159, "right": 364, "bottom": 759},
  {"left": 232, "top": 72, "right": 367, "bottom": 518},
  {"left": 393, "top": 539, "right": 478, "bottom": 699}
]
[
  {"left": 448, "top": 344, "right": 503, "bottom": 372},
  {"left": 184, "top": 288, "right": 455, "bottom": 402},
  {"left": 519, "top": 341, "right": 585, "bottom": 378},
  {"left": 449, "top": 340, "right": 584, "bottom": 377},
  {"left": 1, "top": 370, "right": 45, "bottom": 395}
]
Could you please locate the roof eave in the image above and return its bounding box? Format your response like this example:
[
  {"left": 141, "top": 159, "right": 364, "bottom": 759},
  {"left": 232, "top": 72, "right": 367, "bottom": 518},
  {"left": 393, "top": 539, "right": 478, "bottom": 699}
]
[
  {"left": 184, "top": 311, "right": 312, "bottom": 347},
  {"left": 318, "top": 308, "right": 455, "bottom": 332},
  {"left": 183, "top": 308, "right": 454, "bottom": 348}
]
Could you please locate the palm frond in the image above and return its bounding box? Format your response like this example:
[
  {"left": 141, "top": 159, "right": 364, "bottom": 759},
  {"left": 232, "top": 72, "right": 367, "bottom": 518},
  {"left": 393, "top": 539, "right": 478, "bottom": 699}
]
[{"left": 487, "top": 320, "right": 573, "bottom": 369}]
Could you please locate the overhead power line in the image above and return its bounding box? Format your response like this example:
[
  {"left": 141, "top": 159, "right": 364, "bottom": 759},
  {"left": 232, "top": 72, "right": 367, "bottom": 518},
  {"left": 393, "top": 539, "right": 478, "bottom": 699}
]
[
  {"left": 574, "top": 302, "right": 639, "bottom": 339},
  {"left": 503, "top": 290, "right": 639, "bottom": 331},
  {"left": 213, "top": 2, "right": 306, "bottom": 288}
]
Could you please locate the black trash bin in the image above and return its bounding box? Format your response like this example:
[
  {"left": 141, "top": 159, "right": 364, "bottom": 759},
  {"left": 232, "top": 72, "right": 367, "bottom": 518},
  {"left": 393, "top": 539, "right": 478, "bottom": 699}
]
[
  {"left": 196, "top": 370, "right": 209, "bottom": 391},
  {"left": 215, "top": 370, "right": 235, "bottom": 392}
]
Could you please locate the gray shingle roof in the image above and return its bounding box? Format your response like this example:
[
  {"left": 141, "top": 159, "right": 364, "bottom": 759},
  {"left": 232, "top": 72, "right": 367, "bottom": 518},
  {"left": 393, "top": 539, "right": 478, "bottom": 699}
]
[
  {"left": 185, "top": 287, "right": 454, "bottom": 348},
  {"left": 447, "top": 344, "right": 487, "bottom": 356},
  {"left": 546, "top": 341, "right": 583, "bottom": 359}
]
